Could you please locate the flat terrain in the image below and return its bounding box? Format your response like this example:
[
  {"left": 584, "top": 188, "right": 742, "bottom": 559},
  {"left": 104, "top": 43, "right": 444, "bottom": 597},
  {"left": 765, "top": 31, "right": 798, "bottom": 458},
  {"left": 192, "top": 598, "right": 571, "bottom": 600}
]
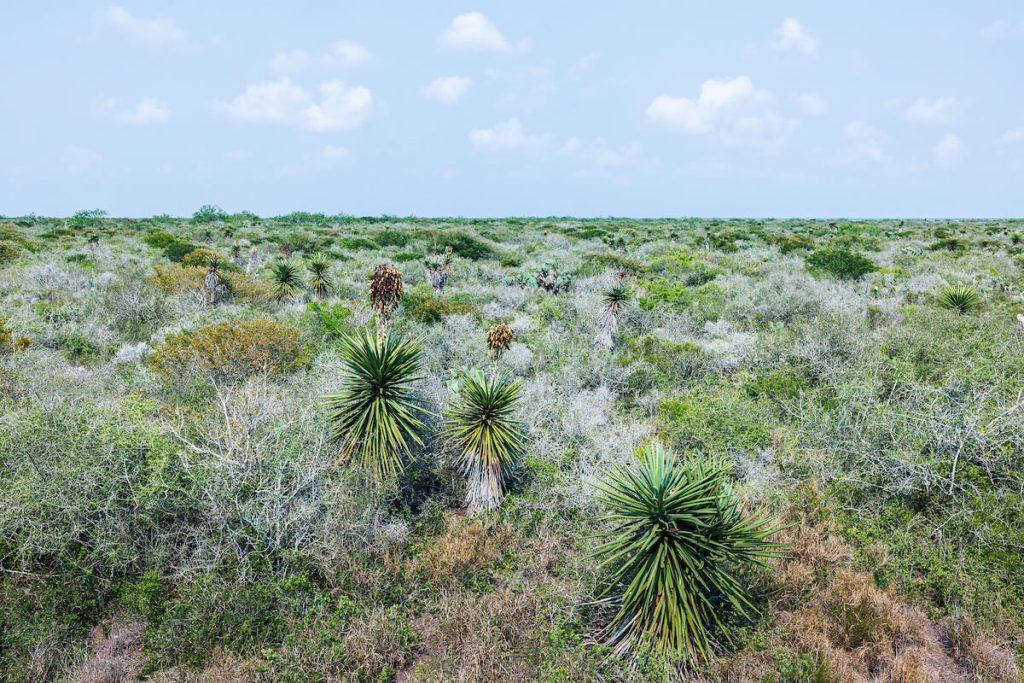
[{"left": 1, "top": 214, "right": 1023, "bottom": 681}]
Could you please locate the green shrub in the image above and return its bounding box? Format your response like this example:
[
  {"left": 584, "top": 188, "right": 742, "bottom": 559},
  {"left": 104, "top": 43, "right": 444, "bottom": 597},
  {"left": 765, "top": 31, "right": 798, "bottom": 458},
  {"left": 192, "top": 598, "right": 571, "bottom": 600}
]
[
  {"left": 192, "top": 204, "right": 226, "bottom": 224},
  {"left": 0, "top": 240, "right": 21, "bottom": 263},
  {"left": 163, "top": 241, "right": 200, "bottom": 263},
  {"left": 57, "top": 331, "right": 106, "bottom": 364},
  {"left": 307, "top": 300, "right": 351, "bottom": 339},
  {"left": 373, "top": 229, "right": 412, "bottom": 248},
  {"left": 402, "top": 290, "right": 475, "bottom": 323},
  {"left": 149, "top": 319, "right": 307, "bottom": 384},
  {"left": 142, "top": 230, "right": 180, "bottom": 249},
  {"left": 806, "top": 247, "right": 876, "bottom": 280}
]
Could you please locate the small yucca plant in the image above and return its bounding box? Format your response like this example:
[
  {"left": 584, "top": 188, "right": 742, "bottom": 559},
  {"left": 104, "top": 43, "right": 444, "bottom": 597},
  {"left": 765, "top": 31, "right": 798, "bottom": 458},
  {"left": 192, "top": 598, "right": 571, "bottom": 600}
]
[
  {"left": 323, "top": 331, "right": 426, "bottom": 479},
  {"left": 270, "top": 259, "right": 303, "bottom": 302},
  {"left": 444, "top": 369, "right": 524, "bottom": 512},
  {"left": 424, "top": 246, "right": 453, "bottom": 293},
  {"left": 307, "top": 253, "right": 333, "bottom": 300},
  {"left": 486, "top": 323, "right": 513, "bottom": 359},
  {"left": 595, "top": 284, "right": 631, "bottom": 348},
  {"left": 595, "top": 444, "right": 779, "bottom": 666},
  {"left": 939, "top": 284, "right": 980, "bottom": 315},
  {"left": 369, "top": 264, "right": 405, "bottom": 339}
]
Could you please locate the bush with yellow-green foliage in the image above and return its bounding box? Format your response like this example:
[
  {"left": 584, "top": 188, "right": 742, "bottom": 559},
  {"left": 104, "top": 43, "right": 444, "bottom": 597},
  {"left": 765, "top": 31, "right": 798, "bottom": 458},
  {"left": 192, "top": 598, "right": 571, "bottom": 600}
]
[
  {"left": 146, "top": 263, "right": 274, "bottom": 302},
  {"left": 149, "top": 319, "right": 307, "bottom": 384}
]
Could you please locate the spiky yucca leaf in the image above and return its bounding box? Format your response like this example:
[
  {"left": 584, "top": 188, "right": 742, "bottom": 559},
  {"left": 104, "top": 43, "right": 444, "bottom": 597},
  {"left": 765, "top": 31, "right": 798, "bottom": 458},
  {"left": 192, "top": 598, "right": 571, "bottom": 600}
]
[
  {"left": 444, "top": 370, "right": 524, "bottom": 512},
  {"left": 307, "top": 253, "right": 333, "bottom": 300},
  {"left": 270, "top": 259, "right": 303, "bottom": 302},
  {"left": 602, "top": 284, "right": 631, "bottom": 311},
  {"left": 939, "top": 284, "right": 980, "bottom": 315},
  {"left": 595, "top": 444, "right": 779, "bottom": 666},
  {"left": 323, "top": 332, "right": 426, "bottom": 479}
]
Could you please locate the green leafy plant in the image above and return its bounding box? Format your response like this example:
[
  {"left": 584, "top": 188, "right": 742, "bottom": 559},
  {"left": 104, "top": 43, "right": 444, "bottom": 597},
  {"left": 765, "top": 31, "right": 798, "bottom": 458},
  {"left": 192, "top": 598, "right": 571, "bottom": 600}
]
[
  {"left": 938, "top": 284, "right": 980, "bottom": 315},
  {"left": 323, "top": 332, "right": 426, "bottom": 479},
  {"left": 306, "top": 252, "right": 333, "bottom": 300},
  {"left": 444, "top": 369, "right": 524, "bottom": 512},
  {"left": 805, "top": 247, "right": 876, "bottom": 280},
  {"left": 594, "top": 444, "right": 779, "bottom": 666},
  {"left": 270, "top": 259, "right": 303, "bottom": 302}
]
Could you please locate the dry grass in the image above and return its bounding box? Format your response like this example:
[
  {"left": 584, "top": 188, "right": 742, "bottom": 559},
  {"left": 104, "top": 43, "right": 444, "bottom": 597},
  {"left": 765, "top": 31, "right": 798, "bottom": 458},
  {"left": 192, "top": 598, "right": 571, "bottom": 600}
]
[
  {"left": 416, "top": 515, "right": 511, "bottom": 586},
  {"left": 69, "top": 618, "right": 144, "bottom": 683},
  {"left": 945, "top": 610, "right": 1022, "bottom": 682}
]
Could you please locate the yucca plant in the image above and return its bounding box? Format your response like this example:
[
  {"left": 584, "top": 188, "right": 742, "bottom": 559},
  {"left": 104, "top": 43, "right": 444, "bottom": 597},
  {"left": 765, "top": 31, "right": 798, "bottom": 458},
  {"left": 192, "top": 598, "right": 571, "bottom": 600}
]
[
  {"left": 270, "top": 259, "right": 303, "bottom": 302},
  {"left": 595, "top": 444, "right": 779, "bottom": 666},
  {"left": 486, "top": 323, "right": 513, "bottom": 360},
  {"left": 444, "top": 369, "right": 524, "bottom": 512},
  {"left": 939, "top": 284, "right": 980, "bottom": 315},
  {"left": 595, "top": 284, "right": 631, "bottom": 349},
  {"left": 424, "top": 246, "right": 453, "bottom": 293},
  {"left": 307, "top": 252, "right": 333, "bottom": 300},
  {"left": 323, "top": 331, "right": 426, "bottom": 479},
  {"left": 369, "top": 263, "right": 404, "bottom": 340}
]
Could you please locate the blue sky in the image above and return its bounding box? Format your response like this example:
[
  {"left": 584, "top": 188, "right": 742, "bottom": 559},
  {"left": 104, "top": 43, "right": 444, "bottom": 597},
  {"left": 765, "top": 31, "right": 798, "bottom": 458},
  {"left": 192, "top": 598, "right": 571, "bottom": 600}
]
[{"left": 2, "top": 2, "right": 1023, "bottom": 217}]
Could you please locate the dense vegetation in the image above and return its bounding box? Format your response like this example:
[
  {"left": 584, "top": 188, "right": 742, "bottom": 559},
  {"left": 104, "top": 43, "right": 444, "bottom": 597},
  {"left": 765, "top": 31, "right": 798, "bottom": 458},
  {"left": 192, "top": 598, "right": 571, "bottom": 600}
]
[{"left": 1, "top": 212, "right": 1023, "bottom": 682}]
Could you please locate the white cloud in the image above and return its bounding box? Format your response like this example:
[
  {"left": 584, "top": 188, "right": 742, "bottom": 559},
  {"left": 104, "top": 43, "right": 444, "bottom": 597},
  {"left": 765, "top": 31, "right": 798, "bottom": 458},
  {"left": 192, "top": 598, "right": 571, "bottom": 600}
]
[
  {"left": 933, "top": 134, "right": 965, "bottom": 168},
  {"left": 771, "top": 18, "right": 818, "bottom": 55},
  {"left": 646, "top": 76, "right": 797, "bottom": 151},
  {"left": 830, "top": 121, "right": 887, "bottom": 165},
  {"left": 422, "top": 76, "right": 472, "bottom": 105},
  {"left": 279, "top": 145, "right": 352, "bottom": 175},
  {"left": 95, "top": 97, "right": 169, "bottom": 125},
  {"left": 59, "top": 146, "right": 103, "bottom": 174},
  {"left": 469, "top": 118, "right": 552, "bottom": 152},
  {"left": 997, "top": 126, "right": 1024, "bottom": 145},
  {"left": 560, "top": 137, "right": 639, "bottom": 167},
  {"left": 796, "top": 93, "right": 827, "bottom": 116},
  {"left": 904, "top": 96, "right": 957, "bottom": 124},
  {"left": 441, "top": 12, "right": 523, "bottom": 52},
  {"left": 981, "top": 19, "right": 1024, "bottom": 42},
  {"left": 271, "top": 40, "right": 370, "bottom": 73},
  {"left": 215, "top": 78, "right": 372, "bottom": 132},
  {"left": 100, "top": 6, "right": 186, "bottom": 46}
]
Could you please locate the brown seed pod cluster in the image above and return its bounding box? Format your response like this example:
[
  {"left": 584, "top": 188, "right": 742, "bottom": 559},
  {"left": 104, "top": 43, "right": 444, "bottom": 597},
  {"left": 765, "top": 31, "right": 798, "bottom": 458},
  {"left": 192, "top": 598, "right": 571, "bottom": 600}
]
[
  {"left": 486, "top": 323, "right": 513, "bottom": 358},
  {"left": 369, "top": 263, "right": 405, "bottom": 317}
]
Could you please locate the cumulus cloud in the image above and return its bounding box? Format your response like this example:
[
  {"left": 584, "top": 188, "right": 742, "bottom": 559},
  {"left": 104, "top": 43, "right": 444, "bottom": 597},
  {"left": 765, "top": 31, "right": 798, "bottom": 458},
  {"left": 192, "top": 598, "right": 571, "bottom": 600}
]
[
  {"left": 95, "top": 97, "right": 169, "bottom": 125},
  {"left": 441, "top": 12, "right": 523, "bottom": 52},
  {"left": 215, "top": 78, "right": 372, "bottom": 132},
  {"left": 771, "top": 18, "right": 818, "bottom": 55},
  {"left": 468, "top": 120, "right": 638, "bottom": 168},
  {"left": 100, "top": 5, "right": 186, "bottom": 46},
  {"left": 998, "top": 126, "right": 1024, "bottom": 145},
  {"left": 904, "top": 96, "right": 957, "bottom": 124},
  {"left": 933, "top": 134, "right": 965, "bottom": 168},
  {"left": 469, "top": 118, "right": 552, "bottom": 152},
  {"left": 422, "top": 76, "right": 472, "bottom": 104},
  {"left": 796, "top": 93, "right": 827, "bottom": 116},
  {"left": 271, "top": 40, "right": 370, "bottom": 73},
  {"left": 830, "top": 121, "right": 887, "bottom": 165},
  {"left": 646, "top": 76, "right": 797, "bottom": 151}
]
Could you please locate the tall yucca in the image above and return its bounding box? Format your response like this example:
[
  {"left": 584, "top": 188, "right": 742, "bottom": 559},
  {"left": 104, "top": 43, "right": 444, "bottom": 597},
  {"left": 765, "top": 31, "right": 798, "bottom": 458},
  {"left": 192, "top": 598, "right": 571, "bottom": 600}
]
[
  {"left": 444, "top": 370, "right": 524, "bottom": 513},
  {"left": 938, "top": 284, "right": 980, "bottom": 315},
  {"left": 595, "top": 444, "right": 779, "bottom": 666},
  {"left": 270, "top": 259, "right": 303, "bottom": 302},
  {"left": 369, "top": 263, "right": 404, "bottom": 340},
  {"left": 595, "top": 284, "right": 631, "bottom": 349},
  {"left": 307, "top": 253, "right": 333, "bottom": 300},
  {"left": 323, "top": 331, "right": 426, "bottom": 479}
]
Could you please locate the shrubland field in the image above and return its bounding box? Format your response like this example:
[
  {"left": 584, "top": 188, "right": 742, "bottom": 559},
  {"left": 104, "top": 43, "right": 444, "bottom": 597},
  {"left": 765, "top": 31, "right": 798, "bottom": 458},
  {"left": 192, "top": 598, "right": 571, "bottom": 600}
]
[{"left": 2, "top": 210, "right": 1023, "bottom": 682}]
